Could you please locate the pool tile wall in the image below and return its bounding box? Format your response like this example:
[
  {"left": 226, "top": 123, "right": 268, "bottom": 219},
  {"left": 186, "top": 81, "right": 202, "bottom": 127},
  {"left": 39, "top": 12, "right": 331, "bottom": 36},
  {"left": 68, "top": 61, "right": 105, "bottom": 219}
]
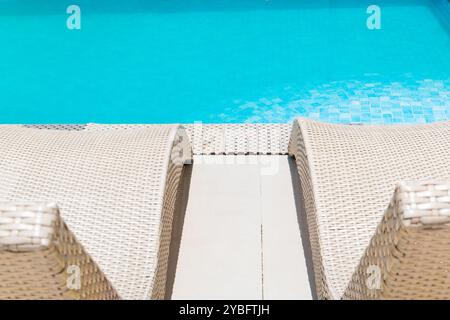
[{"left": 217, "top": 78, "right": 450, "bottom": 125}]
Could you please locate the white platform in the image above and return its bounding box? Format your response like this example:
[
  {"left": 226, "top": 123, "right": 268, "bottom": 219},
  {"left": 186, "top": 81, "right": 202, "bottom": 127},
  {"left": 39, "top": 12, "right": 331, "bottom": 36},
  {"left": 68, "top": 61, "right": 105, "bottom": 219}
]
[{"left": 171, "top": 155, "right": 313, "bottom": 300}]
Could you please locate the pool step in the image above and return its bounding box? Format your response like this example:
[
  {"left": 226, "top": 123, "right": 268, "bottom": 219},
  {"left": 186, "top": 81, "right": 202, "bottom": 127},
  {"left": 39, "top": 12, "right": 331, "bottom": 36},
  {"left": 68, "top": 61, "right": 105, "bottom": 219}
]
[{"left": 170, "top": 155, "right": 313, "bottom": 300}]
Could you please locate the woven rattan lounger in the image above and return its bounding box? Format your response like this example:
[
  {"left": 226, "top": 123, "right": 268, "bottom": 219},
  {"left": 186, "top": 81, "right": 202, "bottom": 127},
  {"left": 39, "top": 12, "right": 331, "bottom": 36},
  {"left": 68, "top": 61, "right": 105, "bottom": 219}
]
[
  {"left": 0, "top": 125, "right": 192, "bottom": 300},
  {"left": 288, "top": 118, "right": 450, "bottom": 300}
]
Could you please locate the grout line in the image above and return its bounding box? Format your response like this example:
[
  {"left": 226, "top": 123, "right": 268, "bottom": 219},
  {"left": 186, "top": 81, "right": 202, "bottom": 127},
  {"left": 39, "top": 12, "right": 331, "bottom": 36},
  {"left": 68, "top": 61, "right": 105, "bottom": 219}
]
[
  {"left": 259, "top": 161, "right": 265, "bottom": 300},
  {"left": 260, "top": 223, "right": 264, "bottom": 300}
]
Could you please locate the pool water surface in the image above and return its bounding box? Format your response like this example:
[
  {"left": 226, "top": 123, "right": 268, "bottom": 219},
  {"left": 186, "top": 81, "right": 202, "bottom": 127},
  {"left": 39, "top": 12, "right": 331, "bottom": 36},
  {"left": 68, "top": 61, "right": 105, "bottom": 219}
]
[{"left": 0, "top": 0, "right": 449, "bottom": 124}]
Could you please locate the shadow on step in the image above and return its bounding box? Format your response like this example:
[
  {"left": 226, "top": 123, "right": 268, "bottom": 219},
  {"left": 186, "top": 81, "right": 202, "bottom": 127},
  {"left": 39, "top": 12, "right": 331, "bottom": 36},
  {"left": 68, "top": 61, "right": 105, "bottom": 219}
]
[
  {"left": 288, "top": 157, "right": 318, "bottom": 300},
  {"left": 165, "top": 164, "right": 193, "bottom": 300}
]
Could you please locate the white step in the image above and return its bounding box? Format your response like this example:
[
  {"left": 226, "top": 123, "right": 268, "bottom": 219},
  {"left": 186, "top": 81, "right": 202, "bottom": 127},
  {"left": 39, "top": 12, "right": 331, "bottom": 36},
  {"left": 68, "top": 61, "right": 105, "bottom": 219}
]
[{"left": 171, "top": 155, "right": 312, "bottom": 300}]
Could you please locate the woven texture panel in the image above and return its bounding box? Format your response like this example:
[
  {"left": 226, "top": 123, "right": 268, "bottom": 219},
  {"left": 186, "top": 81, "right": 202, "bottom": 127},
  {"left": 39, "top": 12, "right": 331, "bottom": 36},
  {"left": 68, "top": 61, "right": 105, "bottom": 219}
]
[
  {"left": 22, "top": 123, "right": 291, "bottom": 155},
  {"left": 23, "top": 124, "right": 86, "bottom": 131},
  {"left": 0, "top": 125, "right": 190, "bottom": 299},
  {"left": 343, "top": 181, "right": 450, "bottom": 300},
  {"left": 288, "top": 118, "right": 450, "bottom": 299},
  {"left": 184, "top": 123, "right": 291, "bottom": 155},
  {"left": 35, "top": 123, "right": 292, "bottom": 155},
  {"left": 0, "top": 203, "right": 120, "bottom": 300}
]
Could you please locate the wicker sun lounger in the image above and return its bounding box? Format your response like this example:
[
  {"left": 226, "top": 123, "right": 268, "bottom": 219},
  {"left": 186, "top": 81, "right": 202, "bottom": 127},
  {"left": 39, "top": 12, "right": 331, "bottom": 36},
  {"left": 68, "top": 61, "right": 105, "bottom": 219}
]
[
  {"left": 0, "top": 125, "right": 192, "bottom": 300},
  {"left": 288, "top": 118, "right": 450, "bottom": 300}
]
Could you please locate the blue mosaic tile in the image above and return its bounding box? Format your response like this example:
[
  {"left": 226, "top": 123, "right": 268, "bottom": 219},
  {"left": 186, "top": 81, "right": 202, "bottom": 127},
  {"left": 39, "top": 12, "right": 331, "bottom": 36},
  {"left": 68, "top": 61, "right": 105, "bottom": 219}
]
[{"left": 216, "top": 77, "right": 450, "bottom": 125}]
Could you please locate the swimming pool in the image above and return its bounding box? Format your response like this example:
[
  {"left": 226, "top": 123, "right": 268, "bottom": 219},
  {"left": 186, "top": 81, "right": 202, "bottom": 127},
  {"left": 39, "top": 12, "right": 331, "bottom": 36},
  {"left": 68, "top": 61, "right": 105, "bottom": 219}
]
[{"left": 1, "top": 0, "right": 449, "bottom": 124}]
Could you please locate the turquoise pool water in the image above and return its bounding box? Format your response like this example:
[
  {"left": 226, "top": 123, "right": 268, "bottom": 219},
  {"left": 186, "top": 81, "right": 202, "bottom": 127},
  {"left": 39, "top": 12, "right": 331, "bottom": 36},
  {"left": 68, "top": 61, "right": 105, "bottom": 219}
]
[{"left": 1, "top": 0, "right": 449, "bottom": 124}]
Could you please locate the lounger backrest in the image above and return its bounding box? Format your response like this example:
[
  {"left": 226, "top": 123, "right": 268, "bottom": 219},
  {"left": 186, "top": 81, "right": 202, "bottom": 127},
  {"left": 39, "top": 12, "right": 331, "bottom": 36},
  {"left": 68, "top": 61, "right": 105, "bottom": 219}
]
[
  {"left": 0, "top": 125, "right": 191, "bottom": 299},
  {"left": 288, "top": 118, "right": 450, "bottom": 299}
]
